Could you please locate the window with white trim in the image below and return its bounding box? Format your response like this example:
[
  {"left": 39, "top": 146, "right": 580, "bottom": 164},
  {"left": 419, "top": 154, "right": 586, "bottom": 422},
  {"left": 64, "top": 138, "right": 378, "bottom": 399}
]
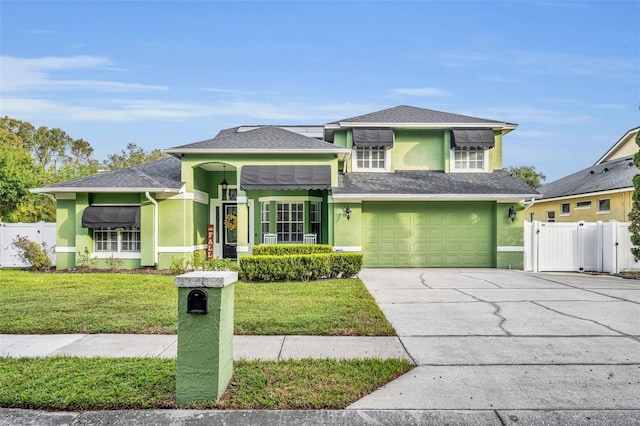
[
  {"left": 576, "top": 201, "right": 592, "bottom": 209},
  {"left": 310, "top": 201, "right": 321, "bottom": 236},
  {"left": 94, "top": 227, "right": 141, "bottom": 253},
  {"left": 561, "top": 203, "right": 570, "bottom": 215},
  {"left": 261, "top": 202, "right": 270, "bottom": 237},
  {"left": 452, "top": 147, "right": 486, "bottom": 171},
  {"left": 277, "top": 202, "right": 304, "bottom": 243},
  {"left": 353, "top": 146, "right": 388, "bottom": 171},
  {"left": 598, "top": 199, "right": 611, "bottom": 213},
  {"left": 546, "top": 211, "right": 555, "bottom": 223}
]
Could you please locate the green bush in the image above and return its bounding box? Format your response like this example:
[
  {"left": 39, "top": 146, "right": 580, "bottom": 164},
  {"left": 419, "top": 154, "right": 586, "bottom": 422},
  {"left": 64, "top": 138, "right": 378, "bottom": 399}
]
[
  {"left": 252, "top": 244, "right": 333, "bottom": 256},
  {"left": 328, "top": 253, "right": 363, "bottom": 278},
  {"left": 240, "top": 253, "right": 362, "bottom": 282}
]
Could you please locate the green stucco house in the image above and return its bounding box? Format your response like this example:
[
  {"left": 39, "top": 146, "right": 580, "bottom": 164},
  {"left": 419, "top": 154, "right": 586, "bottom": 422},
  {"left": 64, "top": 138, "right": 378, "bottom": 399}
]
[{"left": 33, "top": 105, "right": 538, "bottom": 270}]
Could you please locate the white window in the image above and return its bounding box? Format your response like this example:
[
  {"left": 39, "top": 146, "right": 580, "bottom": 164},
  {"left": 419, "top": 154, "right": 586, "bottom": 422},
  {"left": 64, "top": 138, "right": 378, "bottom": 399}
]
[
  {"left": 576, "top": 201, "right": 592, "bottom": 209},
  {"left": 310, "top": 201, "right": 321, "bottom": 236},
  {"left": 546, "top": 211, "right": 555, "bottom": 223},
  {"left": 353, "top": 146, "right": 389, "bottom": 171},
  {"left": 261, "top": 202, "right": 270, "bottom": 238},
  {"left": 561, "top": 203, "right": 570, "bottom": 215},
  {"left": 598, "top": 199, "right": 611, "bottom": 213},
  {"left": 277, "top": 203, "right": 304, "bottom": 243},
  {"left": 451, "top": 147, "right": 487, "bottom": 172},
  {"left": 94, "top": 227, "right": 140, "bottom": 253}
]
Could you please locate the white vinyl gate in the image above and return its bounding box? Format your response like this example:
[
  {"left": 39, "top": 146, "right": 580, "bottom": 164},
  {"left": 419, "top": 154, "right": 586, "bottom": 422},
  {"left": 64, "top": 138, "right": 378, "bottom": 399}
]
[
  {"left": 0, "top": 222, "right": 56, "bottom": 268},
  {"left": 525, "top": 220, "right": 640, "bottom": 273}
]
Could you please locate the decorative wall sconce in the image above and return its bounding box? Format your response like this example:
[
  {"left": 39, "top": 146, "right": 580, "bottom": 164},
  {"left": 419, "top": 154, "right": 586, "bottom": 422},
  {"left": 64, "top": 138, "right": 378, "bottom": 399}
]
[
  {"left": 508, "top": 206, "right": 516, "bottom": 222},
  {"left": 220, "top": 165, "right": 228, "bottom": 201},
  {"left": 344, "top": 207, "right": 352, "bottom": 221}
]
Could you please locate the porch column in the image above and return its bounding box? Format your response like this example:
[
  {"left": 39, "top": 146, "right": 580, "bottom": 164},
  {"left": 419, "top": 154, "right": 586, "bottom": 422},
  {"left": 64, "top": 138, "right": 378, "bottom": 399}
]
[{"left": 236, "top": 191, "right": 249, "bottom": 258}]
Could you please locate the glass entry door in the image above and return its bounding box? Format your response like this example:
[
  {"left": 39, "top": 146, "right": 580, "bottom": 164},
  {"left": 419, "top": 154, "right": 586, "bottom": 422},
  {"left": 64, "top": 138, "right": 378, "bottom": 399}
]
[{"left": 222, "top": 204, "right": 237, "bottom": 259}]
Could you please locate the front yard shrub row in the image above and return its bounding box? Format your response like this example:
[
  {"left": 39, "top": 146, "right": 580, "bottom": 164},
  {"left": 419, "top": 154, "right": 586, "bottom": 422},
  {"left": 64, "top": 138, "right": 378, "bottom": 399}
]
[
  {"left": 240, "top": 253, "right": 362, "bottom": 282},
  {"left": 251, "top": 244, "right": 333, "bottom": 256}
]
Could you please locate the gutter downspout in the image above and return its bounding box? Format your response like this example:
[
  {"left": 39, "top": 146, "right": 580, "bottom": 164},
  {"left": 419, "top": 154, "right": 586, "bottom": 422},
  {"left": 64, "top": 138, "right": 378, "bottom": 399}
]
[
  {"left": 524, "top": 197, "right": 536, "bottom": 209},
  {"left": 145, "top": 192, "right": 159, "bottom": 268}
]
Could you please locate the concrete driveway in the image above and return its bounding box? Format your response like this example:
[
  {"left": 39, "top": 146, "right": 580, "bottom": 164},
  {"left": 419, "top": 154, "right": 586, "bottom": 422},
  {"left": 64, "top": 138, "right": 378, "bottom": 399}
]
[{"left": 350, "top": 269, "right": 640, "bottom": 412}]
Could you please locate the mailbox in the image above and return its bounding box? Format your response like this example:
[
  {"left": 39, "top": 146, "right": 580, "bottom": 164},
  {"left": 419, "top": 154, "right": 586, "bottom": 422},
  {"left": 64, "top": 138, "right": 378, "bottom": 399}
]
[{"left": 187, "top": 289, "right": 208, "bottom": 314}]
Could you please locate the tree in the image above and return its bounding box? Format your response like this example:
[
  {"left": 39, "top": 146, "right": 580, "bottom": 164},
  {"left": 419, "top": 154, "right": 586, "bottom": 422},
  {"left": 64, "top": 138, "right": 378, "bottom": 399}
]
[
  {"left": 628, "top": 130, "right": 640, "bottom": 260},
  {"left": 0, "top": 117, "right": 100, "bottom": 222},
  {"left": 0, "top": 130, "right": 38, "bottom": 220},
  {"left": 103, "top": 142, "right": 166, "bottom": 170},
  {"left": 508, "top": 165, "right": 546, "bottom": 188}
]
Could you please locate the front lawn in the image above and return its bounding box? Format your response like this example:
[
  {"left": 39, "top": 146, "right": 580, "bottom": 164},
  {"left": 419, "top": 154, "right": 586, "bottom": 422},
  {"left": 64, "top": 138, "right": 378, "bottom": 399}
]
[
  {"left": 0, "top": 270, "right": 394, "bottom": 336},
  {"left": 0, "top": 357, "right": 412, "bottom": 410}
]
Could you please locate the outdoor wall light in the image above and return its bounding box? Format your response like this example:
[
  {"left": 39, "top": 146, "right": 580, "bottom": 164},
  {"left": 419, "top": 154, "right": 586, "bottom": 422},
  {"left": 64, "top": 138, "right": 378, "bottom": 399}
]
[
  {"left": 508, "top": 206, "right": 516, "bottom": 222},
  {"left": 344, "top": 207, "right": 352, "bottom": 221},
  {"left": 220, "top": 165, "right": 228, "bottom": 201}
]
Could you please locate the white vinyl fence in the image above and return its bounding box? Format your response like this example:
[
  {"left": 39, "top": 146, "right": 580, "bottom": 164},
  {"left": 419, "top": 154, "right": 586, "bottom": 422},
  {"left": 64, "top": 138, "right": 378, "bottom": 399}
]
[
  {"left": 524, "top": 220, "right": 640, "bottom": 273},
  {"left": 0, "top": 222, "right": 56, "bottom": 268}
]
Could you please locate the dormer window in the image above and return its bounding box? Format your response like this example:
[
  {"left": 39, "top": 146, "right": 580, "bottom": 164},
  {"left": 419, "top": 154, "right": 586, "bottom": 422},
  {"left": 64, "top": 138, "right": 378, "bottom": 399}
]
[
  {"left": 453, "top": 147, "right": 486, "bottom": 171},
  {"left": 351, "top": 128, "right": 393, "bottom": 172},
  {"left": 450, "top": 129, "right": 495, "bottom": 173},
  {"left": 355, "top": 146, "right": 388, "bottom": 170}
]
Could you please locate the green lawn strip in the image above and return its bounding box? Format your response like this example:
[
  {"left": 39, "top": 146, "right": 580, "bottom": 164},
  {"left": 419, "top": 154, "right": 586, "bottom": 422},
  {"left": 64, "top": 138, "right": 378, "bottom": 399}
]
[
  {"left": 0, "top": 271, "right": 394, "bottom": 336},
  {"left": 234, "top": 279, "right": 394, "bottom": 336},
  {"left": 0, "top": 357, "right": 413, "bottom": 411}
]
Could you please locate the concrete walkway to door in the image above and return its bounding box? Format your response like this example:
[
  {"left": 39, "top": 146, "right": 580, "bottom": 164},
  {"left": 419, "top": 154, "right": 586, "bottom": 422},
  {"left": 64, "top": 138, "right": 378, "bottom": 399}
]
[{"left": 350, "top": 268, "right": 640, "bottom": 418}]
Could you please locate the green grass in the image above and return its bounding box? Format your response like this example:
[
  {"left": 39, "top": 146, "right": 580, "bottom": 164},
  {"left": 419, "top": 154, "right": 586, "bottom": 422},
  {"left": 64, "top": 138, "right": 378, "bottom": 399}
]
[
  {"left": 0, "top": 356, "right": 413, "bottom": 410},
  {"left": 0, "top": 270, "right": 394, "bottom": 336}
]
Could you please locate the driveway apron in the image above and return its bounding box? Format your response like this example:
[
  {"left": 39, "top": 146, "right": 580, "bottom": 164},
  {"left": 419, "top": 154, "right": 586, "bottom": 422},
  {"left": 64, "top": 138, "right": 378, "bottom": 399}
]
[{"left": 350, "top": 268, "right": 640, "bottom": 410}]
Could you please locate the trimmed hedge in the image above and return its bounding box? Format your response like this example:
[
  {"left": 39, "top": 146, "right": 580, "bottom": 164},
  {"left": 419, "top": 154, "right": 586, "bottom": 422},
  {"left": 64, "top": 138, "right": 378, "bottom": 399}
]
[
  {"left": 252, "top": 244, "right": 333, "bottom": 256},
  {"left": 240, "top": 253, "right": 363, "bottom": 282}
]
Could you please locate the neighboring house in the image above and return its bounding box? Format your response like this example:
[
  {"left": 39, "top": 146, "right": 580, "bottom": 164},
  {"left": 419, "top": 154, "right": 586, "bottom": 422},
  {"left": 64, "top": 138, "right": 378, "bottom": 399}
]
[
  {"left": 528, "top": 127, "right": 640, "bottom": 223},
  {"left": 32, "top": 105, "right": 538, "bottom": 270}
]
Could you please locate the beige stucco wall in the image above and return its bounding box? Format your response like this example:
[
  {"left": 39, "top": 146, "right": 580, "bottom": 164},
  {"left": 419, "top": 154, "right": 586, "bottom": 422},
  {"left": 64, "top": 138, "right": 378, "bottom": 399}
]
[{"left": 527, "top": 190, "right": 633, "bottom": 223}]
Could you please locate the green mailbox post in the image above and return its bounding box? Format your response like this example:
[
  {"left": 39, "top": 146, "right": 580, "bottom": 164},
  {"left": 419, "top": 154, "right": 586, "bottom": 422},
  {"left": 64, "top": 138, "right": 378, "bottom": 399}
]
[{"left": 175, "top": 271, "right": 237, "bottom": 405}]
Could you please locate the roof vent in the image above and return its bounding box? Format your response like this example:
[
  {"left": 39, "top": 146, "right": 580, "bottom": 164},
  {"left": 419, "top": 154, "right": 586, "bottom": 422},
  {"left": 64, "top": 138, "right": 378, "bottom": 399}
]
[
  {"left": 589, "top": 170, "right": 595, "bottom": 175},
  {"left": 629, "top": 162, "right": 634, "bottom": 167},
  {"left": 603, "top": 167, "right": 609, "bottom": 172}
]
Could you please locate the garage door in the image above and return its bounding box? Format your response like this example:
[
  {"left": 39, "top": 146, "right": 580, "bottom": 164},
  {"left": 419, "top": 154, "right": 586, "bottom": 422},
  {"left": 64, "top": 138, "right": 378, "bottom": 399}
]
[{"left": 363, "top": 202, "right": 495, "bottom": 267}]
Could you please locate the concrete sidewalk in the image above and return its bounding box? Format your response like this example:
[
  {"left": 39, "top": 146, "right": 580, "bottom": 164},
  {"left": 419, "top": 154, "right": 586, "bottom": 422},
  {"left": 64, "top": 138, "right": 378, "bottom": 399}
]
[{"left": 0, "top": 334, "right": 410, "bottom": 361}]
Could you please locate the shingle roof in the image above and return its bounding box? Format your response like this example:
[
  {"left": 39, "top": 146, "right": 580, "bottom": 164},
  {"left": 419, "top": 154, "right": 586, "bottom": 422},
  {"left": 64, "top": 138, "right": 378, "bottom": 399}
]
[
  {"left": 333, "top": 170, "right": 539, "bottom": 197},
  {"left": 33, "top": 157, "right": 183, "bottom": 193},
  {"left": 167, "top": 126, "right": 346, "bottom": 153},
  {"left": 331, "top": 105, "right": 513, "bottom": 126},
  {"left": 537, "top": 156, "right": 637, "bottom": 200}
]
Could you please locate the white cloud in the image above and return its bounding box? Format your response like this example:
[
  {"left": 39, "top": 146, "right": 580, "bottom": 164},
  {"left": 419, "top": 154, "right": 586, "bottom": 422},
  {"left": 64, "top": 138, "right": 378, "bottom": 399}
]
[
  {"left": 469, "top": 105, "right": 593, "bottom": 125},
  {"left": 391, "top": 87, "right": 451, "bottom": 96},
  {"left": 441, "top": 50, "right": 639, "bottom": 80},
  {"left": 0, "top": 97, "right": 376, "bottom": 124},
  {"left": 0, "top": 55, "right": 167, "bottom": 93}
]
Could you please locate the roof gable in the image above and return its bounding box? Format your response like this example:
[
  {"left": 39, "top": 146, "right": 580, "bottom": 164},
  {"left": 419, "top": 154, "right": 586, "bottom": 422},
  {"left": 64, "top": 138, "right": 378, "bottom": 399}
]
[
  {"left": 329, "top": 105, "right": 514, "bottom": 127},
  {"left": 595, "top": 127, "right": 640, "bottom": 165},
  {"left": 167, "top": 125, "right": 347, "bottom": 154}
]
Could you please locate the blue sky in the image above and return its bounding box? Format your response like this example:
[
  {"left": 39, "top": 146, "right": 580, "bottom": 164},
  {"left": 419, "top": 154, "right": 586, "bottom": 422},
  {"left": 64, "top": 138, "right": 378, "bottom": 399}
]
[{"left": 1, "top": 1, "right": 638, "bottom": 182}]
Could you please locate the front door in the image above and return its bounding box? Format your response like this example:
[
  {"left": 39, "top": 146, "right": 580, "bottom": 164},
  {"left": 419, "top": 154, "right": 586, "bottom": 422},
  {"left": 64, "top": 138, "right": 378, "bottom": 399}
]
[{"left": 222, "top": 203, "right": 238, "bottom": 259}]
